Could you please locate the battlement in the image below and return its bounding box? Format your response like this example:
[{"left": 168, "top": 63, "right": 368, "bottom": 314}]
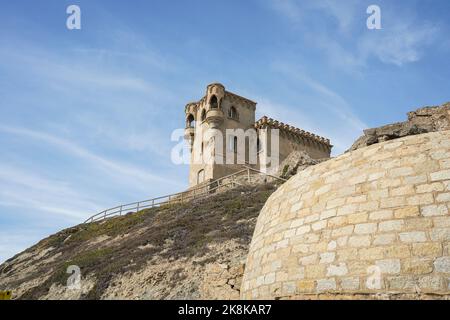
[{"left": 255, "top": 116, "right": 332, "bottom": 147}]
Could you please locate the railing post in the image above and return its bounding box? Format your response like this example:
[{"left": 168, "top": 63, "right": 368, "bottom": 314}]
[
  {"left": 152, "top": 199, "right": 154, "bottom": 207},
  {"left": 103, "top": 211, "right": 106, "bottom": 219},
  {"left": 136, "top": 202, "right": 140, "bottom": 213},
  {"left": 120, "top": 205, "right": 123, "bottom": 215}
]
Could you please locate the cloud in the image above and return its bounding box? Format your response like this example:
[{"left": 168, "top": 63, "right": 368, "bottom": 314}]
[
  {"left": 0, "top": 164, "right": 100, "bottom": 220},
  {"left": 271, "top": 61, "right": 368, "bottom": 131},
  {"left": 359, "top": 23, "right": 438, "bottom": 66},
  {"left": 267, "top": 0, "right": 441, "bottom": 68},
  {"left": 268, "top": 0, "right": 359, "bottom": 33},
  {"left": 269, "top": 0, "right": 304, "bottom": 22},
  {"left": 1, "top": 48, "right": 155, "bottom": 94},
  {"left": 248, "top": 61, "right": 369, "bottom": 154},
  {"left": 0, "top": 125, "right": 184, "bottom": 190}
]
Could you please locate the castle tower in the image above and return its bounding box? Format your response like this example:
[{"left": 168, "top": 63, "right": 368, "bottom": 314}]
[
  {"left": 184, "top": 83, "right": 332, "bottom": 188},
  {"left": 184, "top": 83, "right": 257, "bottom": 187}
]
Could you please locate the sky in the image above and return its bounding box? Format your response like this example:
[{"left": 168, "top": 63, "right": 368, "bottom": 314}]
[{"left": 0, "top": 0, "right": 449, "bottom": 263}]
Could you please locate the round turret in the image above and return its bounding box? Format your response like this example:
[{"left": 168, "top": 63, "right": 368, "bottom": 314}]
[
  {"left": 184, "top": 103, "right": 197, "bottom": 150},
  {"left": 204, "top": 83, "right": 225, "bottom": 128}
]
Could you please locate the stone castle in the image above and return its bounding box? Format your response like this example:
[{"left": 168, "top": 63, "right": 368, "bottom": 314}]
[{"left": 184, "top": 83, "right": 332, "bottom": 187}]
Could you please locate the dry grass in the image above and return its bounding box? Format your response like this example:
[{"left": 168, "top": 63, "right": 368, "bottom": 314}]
[{"left": 5, "top": 183, "right": 278, "bottom": 300}]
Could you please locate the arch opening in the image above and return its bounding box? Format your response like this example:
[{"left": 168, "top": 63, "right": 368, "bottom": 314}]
[
  {"left": 186, "top": 114, "right": 195, "bottom": 128},
  {"left": 210, "top": 95, "right": 218, "bottom": 109}
]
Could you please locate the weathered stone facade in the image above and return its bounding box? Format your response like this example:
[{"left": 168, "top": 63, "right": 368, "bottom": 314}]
[
  {"left": 241, "top": 130, "right": 450, "bottom": 299},
  {"left": 184, "top": 83, "right": 331, "bottom": 188}
]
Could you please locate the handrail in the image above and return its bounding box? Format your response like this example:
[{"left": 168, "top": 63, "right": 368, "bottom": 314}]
[{"left": 83, "top": 166, "right": 285, "bottom": 224}]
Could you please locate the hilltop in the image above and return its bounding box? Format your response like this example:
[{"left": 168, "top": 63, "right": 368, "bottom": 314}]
[{"left": 0, "top": 184, "right": 277, "bottom": 300}]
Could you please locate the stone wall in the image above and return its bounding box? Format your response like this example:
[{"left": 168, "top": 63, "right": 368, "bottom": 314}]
[{"left": 241, "top": 131, "right": 450, "bottom": 299}]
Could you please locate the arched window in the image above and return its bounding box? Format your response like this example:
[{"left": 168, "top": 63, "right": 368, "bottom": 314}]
[
  {"left": 197, "top": 169, "right": 205, "bottom": 184},
  {"left": 186, "top": 114, "right": 195, "bottom": 128},
  {"left": 201, "top": 109, "right": 206, "bottom": 121},
  {"left": 228, "top": 106, "right": 238, "bottom": 119},
  {"left": 210, "top": 95, "right": 218, "bottom": 109}
]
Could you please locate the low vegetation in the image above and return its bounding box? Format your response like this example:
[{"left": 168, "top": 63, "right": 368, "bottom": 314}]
[{"left": 0, "top": 183, "right": 278, "bottom": 299}]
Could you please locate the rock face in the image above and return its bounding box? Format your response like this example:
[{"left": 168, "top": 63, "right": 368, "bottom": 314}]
[
  {"left": 348, "top": 102, "right": 450, "bottom": 152},
  {"left": 276, "top": 151, "right": 328, "bottom": 180},
  {"left": 242, "top": 130, "right": 450, "bottom": 300},
  {"left": 0, "top": 184, "right": 277, "bottom": 300}
]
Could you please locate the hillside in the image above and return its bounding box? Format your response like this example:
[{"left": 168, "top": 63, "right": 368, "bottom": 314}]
[{"left": 0, "top": 183, "right": 278, "bottom": 300}]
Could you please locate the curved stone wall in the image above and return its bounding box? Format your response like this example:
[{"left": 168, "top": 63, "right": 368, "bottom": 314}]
[{"left": 241, "top": 131, "right": 450, "bottom": 299}]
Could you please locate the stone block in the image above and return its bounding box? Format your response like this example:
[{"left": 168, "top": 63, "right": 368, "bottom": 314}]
[
  {"left": 359, "top": 247, "right": 384, "bottom": 260},
  {"left": 369, "top": 210, "right": 393, "bottom": 220},
  {"left": 320, "top": 252, "right": 336, "bottom": 264},
  {"left": 296, "top": 280, "right": 316, "bottom": 293},
  {"left": 373, "top": 234, "right": 396, "bottom": 245},
  {"left": 316, "top": 278, "right": 337, "bottom": 292},
  {"left": 394, "top": 206, "right": 419, "bottom": 218},
  {"left": 348, "top": 235, "right": 371, "bottom": 248},
  {"left": 375, "top": 259, "right": 401, "bottom": 274},
  {"left": 434, "top": 256, "right": 450, "bottom": 273},
  {"left": 327, "top": 263, "right": 348, "bottom": 276},
  {"left": 436, "top": 193, "right": 450, "bottom": 203},
  {"left": 379, "top": 220, "right": 404, "bottom": 232},
  {"left": 305, "top": 264, "right": 326, "bottom": 279},
  {"left": 384, "top": 245, "right": 411, "bottom": 259},
  {"left": 354, "top": 223, "right": 378, "bottom": 234},
  {"left": 331, "top": 225, "right": 354, "bottom": 237},
  {"left": 430, "top": 170, "right": 450, "bottom": 181},
  {"left": 340, "top": 277, "right": 360, "bottom": 290},
  {"left": 421, "top": 205, "right": 448, "bottom": 217},
  {"left": 430, "top": 228, "right": 450, "bottom": 241},
  {"left": 402, "top": 258, "right": 434, "bottom": 274},
  {"left": 399, "top": 232, "right": 427, "bottom": 243}
]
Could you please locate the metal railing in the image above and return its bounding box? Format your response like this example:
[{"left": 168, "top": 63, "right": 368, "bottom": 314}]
[{"left": 83, "top": 166, "right": 286, "bottom": 224}]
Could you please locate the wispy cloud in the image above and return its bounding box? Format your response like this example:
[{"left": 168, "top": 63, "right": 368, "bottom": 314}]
[
  {"left": 0, "top": 125, "right": 184, "bottom": 190},
  {"left": 249, "top": 61, "right": 369, "bottom": 154},
  {"left": 271, "top": 62, "right": 367, "bottom": 130},
  {"left": 359, "top": 22, "right": 438, "bottom": 66},
  {"left": 0, "top": 47, "right": 155, "bottom": 94},
  {"left": 267, "top": 0, "right": 441, "bottom": 68},
  {"left": 0, "top": 164, "right": 100, "bottom": 220}
]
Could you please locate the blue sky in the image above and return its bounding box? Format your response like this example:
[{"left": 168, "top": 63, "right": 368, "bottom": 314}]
[{"left": 0, "top": 0, "right": 449, "bottom": 263}]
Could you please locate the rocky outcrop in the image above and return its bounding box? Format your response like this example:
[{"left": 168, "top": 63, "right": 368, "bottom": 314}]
[
  {"left": 277, "top": 150, "right": 328, "bottom": 179},
  {"left": 348, "top": 102, "right": 450, "bottom": 152}
]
